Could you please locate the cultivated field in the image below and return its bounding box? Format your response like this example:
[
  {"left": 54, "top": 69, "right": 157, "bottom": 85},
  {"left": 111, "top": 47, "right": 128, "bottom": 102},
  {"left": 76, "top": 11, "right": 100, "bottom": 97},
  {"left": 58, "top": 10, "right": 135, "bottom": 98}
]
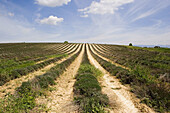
[{"left": 0, "top": 43, "right": 169, "bottom": 113}]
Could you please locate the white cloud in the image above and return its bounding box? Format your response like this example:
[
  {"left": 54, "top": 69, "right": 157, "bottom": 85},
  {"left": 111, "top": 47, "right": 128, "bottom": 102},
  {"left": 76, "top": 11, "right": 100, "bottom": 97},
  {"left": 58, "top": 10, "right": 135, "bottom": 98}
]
[
  {"left": 39, "top": 15, "right": 64, "bottom": 25},
  {"left": 132, "top": 10, "right": 155, "bottom": 22},
  {"left": 8, "top": 12, "right": 14, "bottom": 17},
  {"left": 0, "top": 15, "right": 62, "bottom": 42},
  {"left": 127, "top": 0, "right": 170, "bottom": 22},
  {"left": 80, "top": 14, "right": 88, "bottom": 18},
  {"left": 35, "top": 0, "right": 71, "bottom": 7},
  {"left": 79, "top": 0, "right": 134, "bottom": 17}
]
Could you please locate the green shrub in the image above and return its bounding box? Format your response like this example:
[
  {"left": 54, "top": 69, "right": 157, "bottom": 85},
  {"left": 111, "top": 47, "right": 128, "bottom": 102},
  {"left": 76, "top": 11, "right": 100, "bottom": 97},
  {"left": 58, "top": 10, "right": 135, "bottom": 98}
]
[
  {"left": 10, "top": 70, "right": 21, "bottom": 79},
  {"left": 32, "top": 65, "right": 39, "bottom": 71},
  {"left": 17, "top": 82, "right": 32, "bottom": 94},
  {"left": 0, "top": 73, "right": 10, "bottom": 86},
  {"left": 16, "top": 68, "right": 28, "bottom": 76},
  {"left": 36, "top": 74, "right": 56, "bottom": 89},
  {"left": 0, "top": 92, "right": 36, "bottom": 112},
  {"left": 76, "top": 94, "right": 108, "bottom": 113},
  {"left": 75, "top": 74, "right": 101, "bottom": 95},
  {"left": 78, "top": 64, "right": 103, "bottom": 78}
]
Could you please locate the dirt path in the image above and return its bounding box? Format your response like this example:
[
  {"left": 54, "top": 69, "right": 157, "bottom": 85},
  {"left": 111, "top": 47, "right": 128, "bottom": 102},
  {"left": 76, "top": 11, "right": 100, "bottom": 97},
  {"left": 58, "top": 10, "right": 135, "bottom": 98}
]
[
  {"left": 90, "top": 44, "right": 130, "bottom": 70},
  {"left": 0, "top": 44, "right": 81, "bottom": 98},
  {"left": 86, "top": 44, "right": 154, "bottom": 113},
  {"left": 37, "top": 44, "right": 85, "bottom": 113}
]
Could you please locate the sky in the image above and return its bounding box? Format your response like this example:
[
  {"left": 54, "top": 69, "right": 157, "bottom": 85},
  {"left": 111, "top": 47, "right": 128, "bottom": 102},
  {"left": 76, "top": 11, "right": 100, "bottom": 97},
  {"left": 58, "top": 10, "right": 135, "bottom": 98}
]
[{"left": 0, "top": 0, "right": 170, "bottom": 45}]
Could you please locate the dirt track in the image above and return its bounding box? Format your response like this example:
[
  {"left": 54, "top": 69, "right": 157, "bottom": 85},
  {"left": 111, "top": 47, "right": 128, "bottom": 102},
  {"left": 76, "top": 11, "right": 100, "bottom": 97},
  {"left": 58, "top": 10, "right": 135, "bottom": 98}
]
[
  {"left": 37, "top": 44, "right": 85, "bottom": 113},
  {"left": 86, "top": 44, "right": 154, "bottom": 113}
]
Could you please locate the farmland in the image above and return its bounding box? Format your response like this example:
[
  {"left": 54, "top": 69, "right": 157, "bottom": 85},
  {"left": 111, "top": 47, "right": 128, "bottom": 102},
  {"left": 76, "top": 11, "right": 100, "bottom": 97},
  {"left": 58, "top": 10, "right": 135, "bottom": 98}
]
[{"left": 0, "top": 43, "right": 169, "bottom": 113}]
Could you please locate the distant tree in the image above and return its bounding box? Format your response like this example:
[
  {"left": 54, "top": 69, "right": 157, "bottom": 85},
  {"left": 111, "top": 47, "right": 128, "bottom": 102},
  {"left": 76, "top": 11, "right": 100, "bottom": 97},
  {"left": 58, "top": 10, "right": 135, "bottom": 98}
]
[
  {"left": 129, "top": 43, "right": 133, "bottom": 46},
  {"left": 64, "top": 41, "right": 68, "bottom": 44},
  {"left": 154, "top": 46, "right": 160, "bottom": 48}
]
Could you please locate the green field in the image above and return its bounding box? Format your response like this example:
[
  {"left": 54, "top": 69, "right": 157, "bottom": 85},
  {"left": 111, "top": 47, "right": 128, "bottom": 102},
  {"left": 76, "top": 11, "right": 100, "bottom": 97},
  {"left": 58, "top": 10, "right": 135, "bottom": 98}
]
[{"left": 0, "top": 43, "right": 169, "bottom": 113}]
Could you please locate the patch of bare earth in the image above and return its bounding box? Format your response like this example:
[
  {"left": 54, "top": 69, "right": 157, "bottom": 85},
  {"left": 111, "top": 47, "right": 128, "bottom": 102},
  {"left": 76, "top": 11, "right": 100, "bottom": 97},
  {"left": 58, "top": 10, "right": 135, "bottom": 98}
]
[
  {"left": 86, "top": 44, "right": 154, "bottom": 113},
  {"left": 0, "top": 45, "right": 81, "bottom": 98},
  {"left": 36, "top": 44, "right": 85, "bottom": 113}
]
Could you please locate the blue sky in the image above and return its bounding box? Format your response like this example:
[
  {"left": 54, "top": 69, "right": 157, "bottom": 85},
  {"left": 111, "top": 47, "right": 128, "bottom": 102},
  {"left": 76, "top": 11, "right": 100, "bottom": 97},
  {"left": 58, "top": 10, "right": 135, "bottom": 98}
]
[{"left": 0, "top": 0, "right": 170, "bottom": 45}]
